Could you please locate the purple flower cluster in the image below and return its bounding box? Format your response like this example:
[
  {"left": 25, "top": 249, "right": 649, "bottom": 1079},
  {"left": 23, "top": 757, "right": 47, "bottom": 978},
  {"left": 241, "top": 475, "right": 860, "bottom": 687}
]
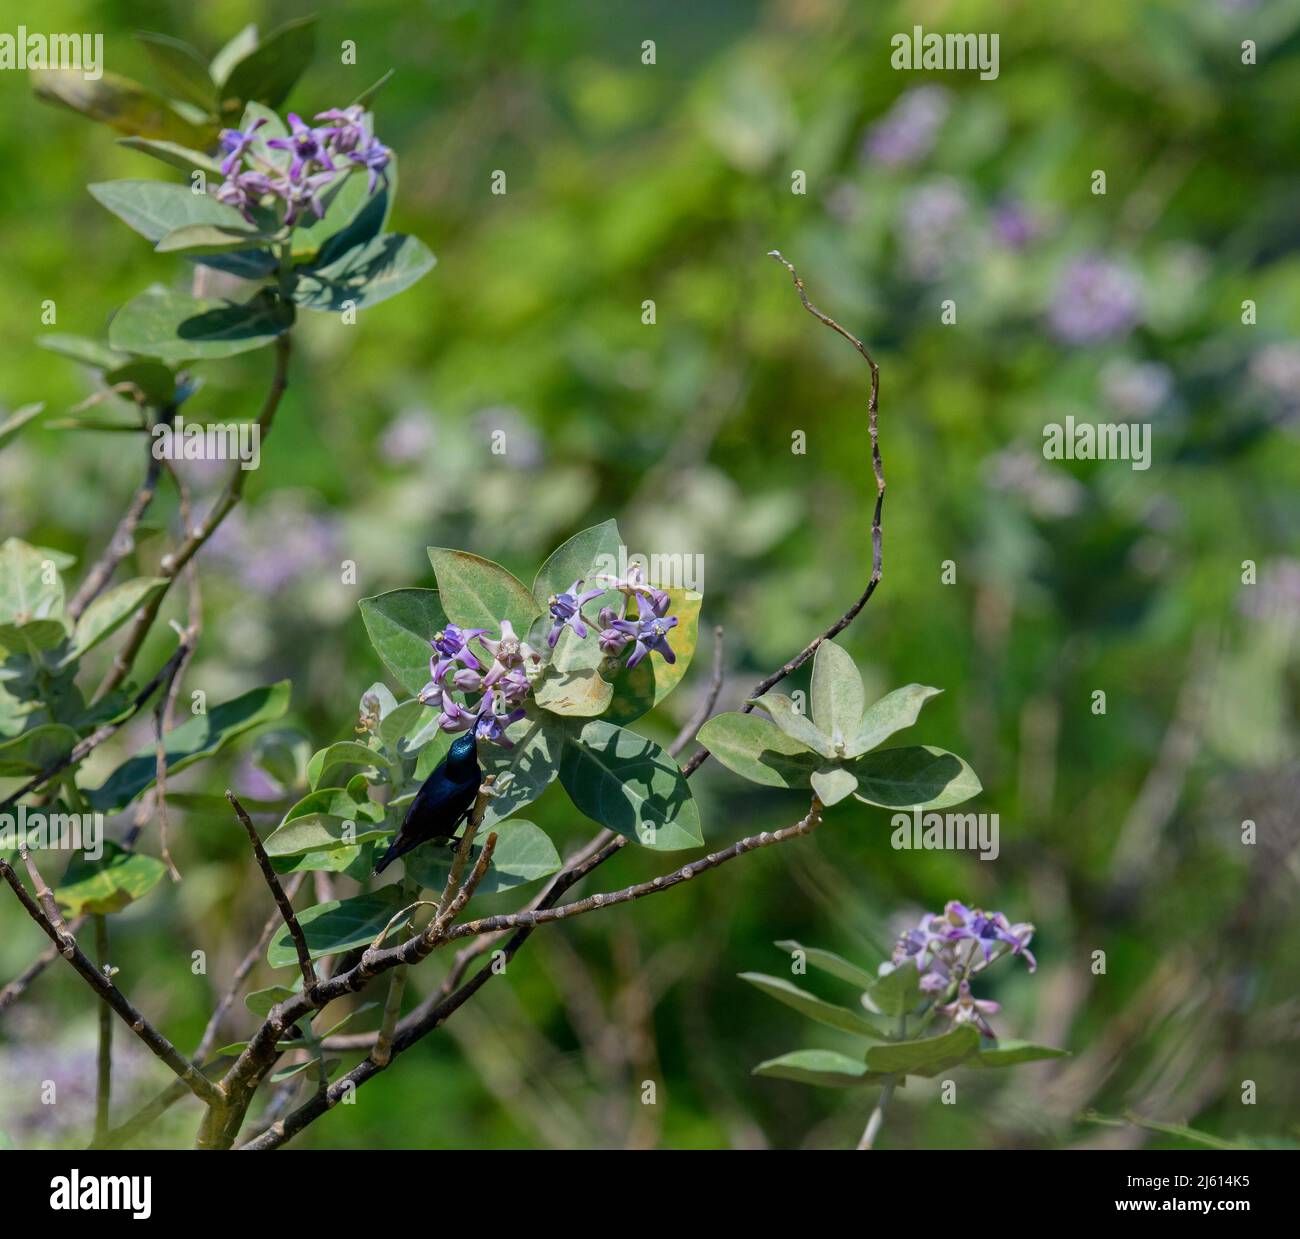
[
  {"left": 890, "top": 900, "right": 1036, "bottom": 1035},
  {"left": 417, "top": 571, "right": 680, "bottom": 748},
  {"left": 419, "top": 622, "right": 537, "bottom": 748},
  {"left": 584, "top": 568, "right": 678, "bottom": 670},
  {"left": 216, "top": 105, "right": 392, "bottom": 227}
]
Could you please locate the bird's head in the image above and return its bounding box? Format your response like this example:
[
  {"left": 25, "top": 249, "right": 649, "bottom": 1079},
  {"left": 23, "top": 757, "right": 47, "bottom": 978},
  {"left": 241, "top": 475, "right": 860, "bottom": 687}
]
[{"left": 447, "top": 732, "right": 478, "bottom": 770}]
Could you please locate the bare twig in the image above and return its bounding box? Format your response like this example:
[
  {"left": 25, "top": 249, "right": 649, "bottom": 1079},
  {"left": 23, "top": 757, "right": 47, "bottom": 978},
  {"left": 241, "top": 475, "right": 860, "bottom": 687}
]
[
  {"left": 0, "top": 856, "right": 221, "bottom": 1107},
  {"left": 444, "top": 807, "right": 821, "bottom": 941},
  {"left": 669, "top": 624, "right": 724, "bottom": 758},
  {"left": 226, "top": 791, "right": 316, "bottom": 994},
  {"left": 681, "top": 252, "right": 884, "bottom": 778}
]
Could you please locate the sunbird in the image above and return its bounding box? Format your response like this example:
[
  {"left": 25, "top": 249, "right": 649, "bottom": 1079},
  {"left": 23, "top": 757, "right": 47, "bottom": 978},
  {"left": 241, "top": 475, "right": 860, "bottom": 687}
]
[{"left": 373, "top": 733, "right": 482, "bottom": 876}]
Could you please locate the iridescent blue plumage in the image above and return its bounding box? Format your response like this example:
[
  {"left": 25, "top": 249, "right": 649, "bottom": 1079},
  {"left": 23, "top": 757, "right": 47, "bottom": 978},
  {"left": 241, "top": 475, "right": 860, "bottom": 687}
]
[{"left": 373, "top": 733, "right": 481, "bottom": 876}]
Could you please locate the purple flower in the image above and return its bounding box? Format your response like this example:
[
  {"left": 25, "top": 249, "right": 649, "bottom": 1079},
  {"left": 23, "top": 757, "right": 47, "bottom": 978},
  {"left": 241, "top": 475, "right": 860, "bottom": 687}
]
[
  {"left": 495, "top": 666, "right": 532, "bottom": 708},
  {"left": 477, "top": 621, "right": 540, "bottom": 688},
  {"left": 348, "top": 135, "right": 392, "bottom": 194},
  {"left": 473, "top": 689, "right": 526, "bottom": 747},
  {"left": 897, "top": 178, "right": 970, "bottom": 280},
  {"left": 315, "top": 105, "right": 368, "bottom": 154},
  {"left": 546, "top": 580, "right": 603, "bottom": 647},
  {"left": 430, "top": 624, "right": 486, "bottom": 679},
  {"left": 274, "top": 169, "right": 337, "bottom": 226},
  {"left": 936, "top": 980, "right": 1000, "bottom": 1037},
  {"left": 436, "top": 699, "right": 476, "bottom": 734},
  {"left": 598, "top": 626, "right": 631, "bottom": 658},
  {"left": 268, "top": 112, "right": 336, "bottom": 181},
  {"left": 215, "top": 169, "right": 273, "bottom": 220},
  {"left": 862, "top": 86, "right": 950, "bottom": 168},
  {"left": 1048, "top": 255, "right": 1143, "bottom": 345},
  {"left": 991, "top": 198, "right": 1039, "bottom": 250},
  {"left": 218, "top": 118, "right": 266, "bottom": 176},
  {"left": 622, "top": 613, "right": 678, "bottom": 669}
]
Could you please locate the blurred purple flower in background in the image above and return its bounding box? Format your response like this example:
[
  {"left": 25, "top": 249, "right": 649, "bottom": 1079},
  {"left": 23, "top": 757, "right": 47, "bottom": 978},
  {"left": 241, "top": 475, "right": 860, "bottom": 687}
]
[
  {"left": 896, "top": 178, "right": 971, "bottom": 280},
  {"left": 380, "top": 410, "right": 436, "bottom": 464},
  {"left": 208, "top": 499, "right": 339, "bottom": 592},
  {"left": 990, "top": 197, "right": 1040, "bottom": 249},
  {"left": 1100, "top": 359, "right": 1174, "bottom": 418},
  {"left": 862, "top": 86, "right": 951, "bottom": 168},
  {"left": 1048, "top": 254, "right": 1143, "bottom": 344},
  {"left": 1238, "top": 558, "right": 1300, "bottom": 626}
]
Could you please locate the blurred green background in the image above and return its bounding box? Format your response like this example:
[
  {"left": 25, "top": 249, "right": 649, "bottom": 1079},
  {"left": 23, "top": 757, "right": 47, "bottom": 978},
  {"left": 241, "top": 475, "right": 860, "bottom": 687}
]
[{"left": 2, "top": 0, "right": 1298, "bottom": 1149}]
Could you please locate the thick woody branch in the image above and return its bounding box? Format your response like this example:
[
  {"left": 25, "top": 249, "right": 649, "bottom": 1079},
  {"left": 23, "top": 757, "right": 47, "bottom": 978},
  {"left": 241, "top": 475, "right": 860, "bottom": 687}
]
[{"left": 0, "top": 856, "right": 221, "bottom": 1107}]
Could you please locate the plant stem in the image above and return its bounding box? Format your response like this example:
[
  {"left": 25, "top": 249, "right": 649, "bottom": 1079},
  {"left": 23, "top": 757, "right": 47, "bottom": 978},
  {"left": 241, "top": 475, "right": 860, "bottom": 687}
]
[
  {"left": 93, "top": 914, "right": 111, "bottom": 1145},
  {"left": 858, "top": 1010, "right": 906, "bottom": 1150}
]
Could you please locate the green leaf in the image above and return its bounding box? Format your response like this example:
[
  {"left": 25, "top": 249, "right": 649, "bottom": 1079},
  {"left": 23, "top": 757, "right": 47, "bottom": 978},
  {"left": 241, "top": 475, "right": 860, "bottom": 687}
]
[
  {"left": 350, "top": 70, "right": 394, "bottom": 109},
  {"left": 155, "top": 223, "right": 273, "bottom": 255},
  {"left": 219, "top": 17, "right": 317, "bottom": 110},
  {"left": 109, "top": 288, "right": 292, "bottom": 365},
  {"left": 559, "top": 719, "right": 702, "bottom": 850},
  {"left": 88, "top": 180, "right": 257, "bottom": 246},
  {"left": 850, "top": 685, "right": 944, "bottom": 757},
  {"left": 750, "top": 691, "right": 832, "bottom": 757},
  {"left": 477, "top": 715, "right": 561, "bottom": 829},
  {"left": 104, "top": 359, "right": 177, "bottom": 405},
  {"left": 0, "top": 724, "right": 79, "bottom": 776},
  {"left": 865, "top": 963, "right": 922, "bottom": 1017},
  {"left": 809, "top": 638, "right": 866, "bottom": 745},
  {"left": 0, "top": 620, "right": 70, "bottom": 661},
  {"left": 696, "top": 712, "right": 820, "bottom": 789},
  {"left": 849, "top": 746, "right": 982, "bottom": 810},
  {"left": 291, "top": 169, "right": 374, "bottom": 261},
  {"left": 66, "top": 578, "right": 167, "bottom": 661},
  {"left": 358, "top": 588, "right": 447, "bottom": 697},
  {"left": 0, "top": 403, "right": 46, "bottom": 450},
  {"left": 262, "top": 812, "right": 390, "bottom": 859},
  {"left": 245, "top": 983, "right": 299, "bottom": 1017},
  {"left": 601, "top": 589, "right": 702, "bottom": 725},
  {"left": 377, "top": 699, "right": 430, "bottom": 755},
  {"left": 307, "top": 741, "right": 382, "bottom": 791},
  {"left": 118, "top": 136, "right": 222, "bottom": 176},
  {"left": 533, "top": 666, "right": 613, "bottom": 717},
  {"left": 401, "top": 820, "right": 561, "bottom": 894},
  {"left": 268, "top": 889, "right": 411, "bottom": 967},
  {"left": 774, "top": 940, "right": 876, "bottom": 990},
  {"left": 270, "top": 843, "right": 367, "bottom": 876},
  {"left": 54, "top": 842, "right": 167, "bottom": 916},
  {"left": 89, "top": 681, "right": 291, "bottom": 812},
  {"left": 738, "top": 972, "right": 885, "bottom": 1038},
  {"left": 37, "top": 335, "right": 130, "bottom": 371},
  {"left": 0, "top": 538, "right": 65, "bottom": 624},
  {"left": 427, "top": 548, "right": 541, "bottom": 636},
  {"left": 972, "top": 1040, "right": 1070, "bottom": 1067},
  {"left": 210, "top": 24, "right": 259, "bottom": 89},
  {"left": 864, "top": 1025, "right": 981, "bottom": 1077},
  {"left": 531, "top": 520, "right": 622, "bottom": 674},
  {"left": 811, "top": 766, "right": 858, "bottom": 806},
  {"left": 310, "top": 167, "right": 396, "bottom": 270},
  {"left": 33, "top": 69, "right": 211, "bottom": 145},
  {"left": 753, "top": 1050, "right": 885, "bottom": 1088},
  {"left": 291, "top": 234, "right": 436, "bottom": 311},
  {"left": 136, "top": 32, "right": 216, "bottom": 111}
]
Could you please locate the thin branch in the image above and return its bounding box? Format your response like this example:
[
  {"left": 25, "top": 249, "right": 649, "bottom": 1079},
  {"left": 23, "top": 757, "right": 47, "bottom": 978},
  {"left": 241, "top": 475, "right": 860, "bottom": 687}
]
[
  {"left": 67, "top": 437, "right": 166, "bottom": 620},
  {"left": 93, "top": 914, "right": 112, "bottom": 1146},
  {"left": 443, "top": 806, "right": 820, "bottom": 941},
  {"left": 96, "top": 333, "right": 291, "bottom": 702},
  {"left": 194, "top": 873, "right": 305, "bottom": 1064},
  {"left": 0, "top": 856, "right": 222, "bottom": 1107},
  {"left": 669, "top": 624, "right": 724, "bottom": 758},
  {"left": 226, "top": 791, "right": 316, "bottom": 994},
  {"left": 681, "top": 251, "right": 884, "bottom": 778}
]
